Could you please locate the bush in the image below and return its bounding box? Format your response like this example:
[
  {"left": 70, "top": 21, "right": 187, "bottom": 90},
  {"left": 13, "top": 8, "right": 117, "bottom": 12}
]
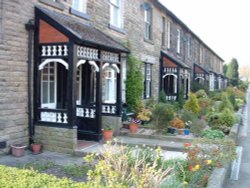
[
  {"left": 185, "top": 138, "right": 236, "bottom": 187},
  {"left": 208, "top": 109, "right": 235, "bottom": 134},
  {"left": 84, "top": 142, "right": 175, "bottom": 188},
  {"left": 184, "top": 93, "right": 201, "bottom": 115},
  {"left": 195, "top": 89, "right": 208, "bottom": 99},
  {"left": 152, "top": 103, "right": 175, "bottom": 130},
  {"left": 201, "top": 129, "right": 225, "bottom": 139},
  {"left": 0, "top": 165, "right": 86, "bottom": 188},
  {"left": 179, "top": 109, "right": 197, "bottom": 123},
  {"left": 159, "top": 90, "right": 167, "bottom": 103},
  {"left": 171, "top": 117, "right": 185, "bottom": 129},
  {"left": 190, "top": 119, "right": 206, "bottom": 136},
  {"left": 218, "top": 93, "right": 233, "bottom": 112}
]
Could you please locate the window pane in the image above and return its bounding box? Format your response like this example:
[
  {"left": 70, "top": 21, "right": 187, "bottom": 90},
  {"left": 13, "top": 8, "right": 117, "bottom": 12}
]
[
  {"left": 42, "top": 82, "right": 48, "bottom": 103},
  {"left": 50, "top": 82, "right": 54, "bottom": 103}
]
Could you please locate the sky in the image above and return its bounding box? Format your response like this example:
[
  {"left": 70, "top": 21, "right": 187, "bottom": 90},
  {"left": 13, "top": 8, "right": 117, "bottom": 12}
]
[{"left": 159, "top": 0, "right": 250, "bottom": 67}]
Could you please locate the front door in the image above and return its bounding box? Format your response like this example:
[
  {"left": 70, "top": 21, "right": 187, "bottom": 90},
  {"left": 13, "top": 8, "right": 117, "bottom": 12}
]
[{"left": 76, "top": 62, "right": 100, "bottom": 141}]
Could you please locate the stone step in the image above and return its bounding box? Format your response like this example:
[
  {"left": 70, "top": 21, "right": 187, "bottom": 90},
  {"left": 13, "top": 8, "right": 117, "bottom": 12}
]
[{"left": 74, "top": 136, "right": 187, "bottom": 157}]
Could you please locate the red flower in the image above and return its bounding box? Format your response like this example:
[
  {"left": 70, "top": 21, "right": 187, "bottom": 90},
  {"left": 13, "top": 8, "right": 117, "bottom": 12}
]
[{"left": 184, "top": 143, "right": 191, "bottom": 147}]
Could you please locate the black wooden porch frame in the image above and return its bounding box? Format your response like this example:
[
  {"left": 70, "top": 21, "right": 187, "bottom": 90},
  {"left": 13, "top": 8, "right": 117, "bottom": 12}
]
[
  {"left": 159, "top": 51, "right": 190, "bottom": 100},
  {"left": 33, "top": 7, "right": 125, "bottom": 136}
]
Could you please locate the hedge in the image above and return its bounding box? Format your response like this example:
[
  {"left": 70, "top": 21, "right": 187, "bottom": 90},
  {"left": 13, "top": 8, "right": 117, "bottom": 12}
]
[{"left": 0, "top": 165, "right": 87, "bottom": 188}]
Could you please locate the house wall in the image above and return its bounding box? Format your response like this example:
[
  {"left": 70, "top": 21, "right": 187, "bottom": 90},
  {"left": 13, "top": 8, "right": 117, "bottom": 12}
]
[{"left": 0, "top": 0, "right": 224, "bottom": 153}]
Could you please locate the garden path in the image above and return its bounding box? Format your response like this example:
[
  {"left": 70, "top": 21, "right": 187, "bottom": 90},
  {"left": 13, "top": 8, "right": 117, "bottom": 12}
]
[{"left": 225, "top": 87, "right": 250, "bottom": 188}]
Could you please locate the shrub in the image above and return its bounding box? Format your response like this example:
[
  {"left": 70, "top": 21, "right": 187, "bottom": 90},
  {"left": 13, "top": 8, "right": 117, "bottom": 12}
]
[
  {"left": 185, "top": 138, "right": 236, "bottom": 187},
  {"left": 195, "top": 89, "right": 208, "bottom": 99},
  {"left": 152, "top": 103, "right": 175, "bottom": 130},
  {"left": 125, "top": 55, "right": 144, "bottom": 111},
  {"left": 179, "top": 109, "right": 197, "bottom": 123},
  {"left": 208, "top": 109, "right": 235, "bottom": 134},
  {"left": 159, "top": 90, "right": 167, "bottom": 103},
  {"left": 84, "top": 142, "right": 174, "bottom": 188},
  {"left": 201, "top": 129, "right": 225, "bottom": 139},
  {"left": 226, "top": 87, "right": 246, "bottom": 101},
  {"left": 0, "top": 165, "right": 86, "bottom": 188},
  {"left": 171, "top": 117, "right": 185, "bottom": 129},
  {"left": 184, "top": 93, "right": 201, "bottom": 115},
  {"left": 218, "top": 93, "right": 233, "bottom": 112},
  {"left": 190, "top": 119, "right": 206, "bottom": 136}
]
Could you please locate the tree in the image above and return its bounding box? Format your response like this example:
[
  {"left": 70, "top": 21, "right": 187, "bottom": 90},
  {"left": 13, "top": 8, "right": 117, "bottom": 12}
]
[
  {"left": 125, "top": 55, "right": 143, "bottom": 111},
  {"left": 226, "top": 58, "right": 239, "bottom": 86},
  {"left": 223, "top": 64, "right": 228, "bottom": 75}
]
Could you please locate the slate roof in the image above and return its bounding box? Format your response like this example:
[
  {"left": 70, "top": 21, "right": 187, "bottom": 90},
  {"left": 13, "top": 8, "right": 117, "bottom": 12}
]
[
  {"left": 36, "top": 6, "right": 129, "bottom": 53},
  {"left": 161, "top": 50, "right": 190, "bottom": 69},
  {"left": 194, "top": 63, "right": 209, "bottom": 74}
]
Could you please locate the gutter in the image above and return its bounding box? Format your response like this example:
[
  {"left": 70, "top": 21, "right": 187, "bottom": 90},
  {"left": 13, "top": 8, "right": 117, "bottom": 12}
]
[{"left": 25, "top": 19, "right": 35, "bottom": 145}]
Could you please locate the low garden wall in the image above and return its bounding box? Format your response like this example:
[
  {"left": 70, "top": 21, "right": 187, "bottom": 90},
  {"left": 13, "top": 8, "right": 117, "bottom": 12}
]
[{"left": 35, "top": 125, "right": 77, "bottom": 154}]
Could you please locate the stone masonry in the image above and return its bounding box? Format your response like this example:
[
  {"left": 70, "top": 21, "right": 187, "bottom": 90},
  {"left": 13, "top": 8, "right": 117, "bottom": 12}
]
[{"left": 0, "top": 0, "right": 224, "bottom": 153}]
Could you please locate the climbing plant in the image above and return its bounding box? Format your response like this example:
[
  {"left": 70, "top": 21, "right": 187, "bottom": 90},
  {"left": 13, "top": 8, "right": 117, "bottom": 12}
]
[{"left": 125, "top": 55, "right": 144, "bottom": 111}]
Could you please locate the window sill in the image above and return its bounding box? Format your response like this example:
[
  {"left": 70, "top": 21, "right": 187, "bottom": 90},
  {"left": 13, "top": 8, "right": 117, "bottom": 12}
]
[
  {"left": 39, "top": 0, "right": 64, "bottom": 11},
  {"left": 70, "top": 8, "right": 91, "bottom": 20},
  {"left": 144, "top": 38, "right": 154, "bottom": 45},
  {"left": 108, "top": 24, "right": 126, "bottom": 35}
]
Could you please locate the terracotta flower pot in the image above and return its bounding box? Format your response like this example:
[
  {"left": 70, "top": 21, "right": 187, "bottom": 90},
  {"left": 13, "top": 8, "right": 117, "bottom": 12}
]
[
  {"left": 102, "top": 129, "right": 113, "bottom": 141},
  {"left": 11, "top": 144, "right": 26, "bottom": 157},
  {"left": 31, "top": 143, "right": 42, "bottom": 154},
  {"left": 129, "top": 123, "right": 139, "bottom": 134}
]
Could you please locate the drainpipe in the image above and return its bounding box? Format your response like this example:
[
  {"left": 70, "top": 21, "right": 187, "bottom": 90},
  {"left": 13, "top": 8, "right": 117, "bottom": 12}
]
[{"left": 25, "top": 19, "right": 35, "bottom": 145}]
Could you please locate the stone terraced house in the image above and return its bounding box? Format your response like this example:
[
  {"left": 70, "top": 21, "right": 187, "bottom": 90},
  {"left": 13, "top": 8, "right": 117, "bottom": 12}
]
[{"left": 0, "top": 0, "right": 226, "bottom": 154}]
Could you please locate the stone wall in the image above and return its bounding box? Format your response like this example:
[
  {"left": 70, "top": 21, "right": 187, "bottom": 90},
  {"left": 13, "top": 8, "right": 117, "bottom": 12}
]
[
  {"left": 35, "top": 125, "right": 77, "bottom": 154},
  {"left": 102, "top": 116, "right": 122, "bottom": 136}
]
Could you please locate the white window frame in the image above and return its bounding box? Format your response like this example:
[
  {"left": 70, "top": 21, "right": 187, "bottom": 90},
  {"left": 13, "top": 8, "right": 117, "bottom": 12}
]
[
  {"left": 72, "top": 0, "right": 87, "bottom": 13},
  {"left": 167, "top": 21, "right": 171, "bottom": 49},
  {"left": 110, "top": 0, "right": 123, "bottom": 28},
  {"left": 144, "top": 8, "right": 152, "bottom": 40},
  {"left": 162, "top": 17, "right": 166, "bottom": 46},
  {"left": 145, "top": 64, "right": 152, "bottom": 99},
  {"left": 104, "top": 67, "right": 117, "bottom": 104},
  {"left": 41, "top": 62, "right": 57, "bottom": 109},
  {"left": 177, "top": 29, "right": 181, "bottom": 54}
]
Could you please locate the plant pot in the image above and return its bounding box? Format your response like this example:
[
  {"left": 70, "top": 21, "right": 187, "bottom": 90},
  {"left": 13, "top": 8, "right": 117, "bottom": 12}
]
[
  {"left": 11, "top": 144, "right": 26, "bottom": 157},
  {"left": 184, "top": 129, "right": 190, "bottom": 135},
  {"left": 102, "top": 129, "right": 113, "bottom": 141},
  {"left": 129, "top": 123, "right": 139, "bottom": 134},
  {"left": 167, "top": 127, "right": 176, "bottom": 134},
  {"left": 31, "top": 143, "right": 42, "bottom": 154},
  {"left": 177, "top": 129, "right": 184, "bottom": 135}
]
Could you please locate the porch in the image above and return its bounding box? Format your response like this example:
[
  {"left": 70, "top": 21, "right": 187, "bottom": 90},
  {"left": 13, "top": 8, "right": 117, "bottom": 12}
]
[
  {"left": 193, "top": 63, "right": 209, "bottom": 90},
  {"left": 33, "top": 7, "right": 129, "bottom": 153},
  {"left": 160, "top": 51, "right": 190, "bottom": 101}
]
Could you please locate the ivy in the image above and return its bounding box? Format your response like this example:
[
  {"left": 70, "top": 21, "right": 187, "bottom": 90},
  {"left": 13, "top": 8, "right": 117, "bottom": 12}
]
[{"left": 125, "top": 55, "right": 144, "bottom": 112}]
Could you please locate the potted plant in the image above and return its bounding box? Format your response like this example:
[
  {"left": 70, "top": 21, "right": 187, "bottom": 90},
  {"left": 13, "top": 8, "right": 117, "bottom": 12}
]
[
  {"left": 31, "top": 136, "right": 42, "bottom": 154},
  {"left": 11, "top": 144, "right": 26, "bottom": 157},
  {"left": 102, "top": 125, "right": 113, "bottom": 141},
  {"left": 171, "top": 117, "right": 185, "bottom": 135},
  {"left": 129, "top": 119, "right": 141, "bottom": 134},
  {"left": 184, "top": 121, "right": 191, "bottom": 135}
]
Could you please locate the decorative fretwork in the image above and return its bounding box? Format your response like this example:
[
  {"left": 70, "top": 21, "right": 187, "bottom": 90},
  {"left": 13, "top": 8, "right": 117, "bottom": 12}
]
[
  {"left": 41, "top": 45, "right": 68, "bottom": 57},
  {"left": 101, "top": 51, "right": 119, "bottom": 63},
  {"left": 76, "top": 107, "right": 96, "bottom": 118},
  {"left": 163, "top": 67, "right": 177, "bottom": 74},
  {"left": 195, "top": 73, "right": 204, "bottom": 78},
  {"left": 102, "top": 104, "right": 117, "bottom": 114},
  {"left": 40, "top": 111, "right": 68, "bottom": 123},
  {"left": 166, "top": 96, "right": 177, "bottom": 101},
  {"left": 77, "top": 46, "right": 98, "bottom": 60}
]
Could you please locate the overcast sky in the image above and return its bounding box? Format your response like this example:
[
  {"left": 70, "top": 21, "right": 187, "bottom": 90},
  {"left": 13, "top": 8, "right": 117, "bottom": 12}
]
[{"left": 159, "top": 0, "right": 250, "bottom": 66}]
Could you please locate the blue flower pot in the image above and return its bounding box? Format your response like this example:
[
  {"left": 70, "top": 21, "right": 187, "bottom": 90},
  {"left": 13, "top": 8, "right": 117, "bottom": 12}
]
[{"left": 184, "top": 129, "right": 190, "bottom": 135}]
